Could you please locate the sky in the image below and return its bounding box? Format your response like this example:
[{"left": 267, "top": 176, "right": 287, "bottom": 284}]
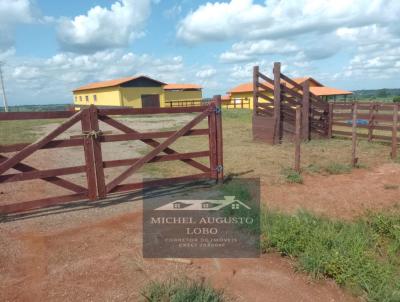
[{"left": 0, "top": 0, "right": 399, "bottom": 105}]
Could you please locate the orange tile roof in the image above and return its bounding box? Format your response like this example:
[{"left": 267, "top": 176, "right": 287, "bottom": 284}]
[
  {"left": 229, "top": 78, "right": 352, "bottom": 97},
  {"left": 163, "top": 83, "right": 202, "bottom": 90},
  {"left": 310, "top": 86, "right": 353, "bottom": 96},
  {"left": 292, "top": 77, "right": 323, "bottom": 87},
  {"left": 221, "top": 94, "right": 231, "bottom": 100},
  {"left": 229, "top": 82, "right": 273, "bottom": 93},
  {"left": 73, "top": 75, "right": 166, "bottom": 92}
]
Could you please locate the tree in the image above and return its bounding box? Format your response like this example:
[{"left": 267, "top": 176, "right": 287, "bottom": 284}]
[{"left": 393, "top": 96, "right": 400, "bottom": 103}]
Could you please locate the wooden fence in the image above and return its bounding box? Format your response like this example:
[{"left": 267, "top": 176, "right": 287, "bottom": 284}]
[
  {"left": 222, "top": 98, "right": 251, "bottom": 109},
  {"left": 164, "top": 99, "right": 205, "bottom": 107},
  {"left": 330, "top": 102, "right": 399, "bottom": 158},
  {"left": 0, "top": 97, "right": 223, "bottom": 214},
  {"left": 253, "top": 62, "right": 330, "bottom": 144}
]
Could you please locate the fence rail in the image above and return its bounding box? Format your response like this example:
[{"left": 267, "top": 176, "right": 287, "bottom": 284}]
[{"left": 330, "top": 102, "right": 399, "bottom": 158}]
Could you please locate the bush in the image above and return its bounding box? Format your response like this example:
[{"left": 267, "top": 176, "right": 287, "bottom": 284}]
[
  {"left": 141, "top": 278, "right": 227, "bottom": 302},
  {"left": 324, "top": 162, "right": 352, "bottom": 175},
  {"left": 282, "top": 168, "right": 303, "bottom": 184},
  {"left": 262, "top": 210, "right": 400, "bottom": 302},
  {"left": 393, "top": 96, "right": 400, "bottom": 103}
]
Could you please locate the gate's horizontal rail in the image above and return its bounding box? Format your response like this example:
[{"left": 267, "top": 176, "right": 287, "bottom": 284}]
[
  {"left": 0, "top": 111, "right": 75, "bottom": 120},
  {"left": 0, "top": 138, "right": 83, "bottom": 153},
  {"left": 0, "top": 192, "right": 87, "bottom": 214},
  {"left": 98, "top": 106, "right": 209, "bottom": 116},
  {"left": 103, "top": 151, "right": 210, "bottom": 168},
  {"left": 109, "top": 173, "right": 212, "bottom": 194},
  {"left": 0, "top": 165, "right": 86, "bottom": 183},
  {"left": 69, "top": 129, "right": 209, "bottom": 142},
  {"left": 0, "top": 155, "right": 87, "bottom": 194}
]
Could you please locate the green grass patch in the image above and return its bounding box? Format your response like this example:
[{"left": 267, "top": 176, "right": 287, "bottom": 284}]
[
  {"left": 0, "top": 119, "right": 61, "bottom": 145},
  {"left": 282, "top": 168, "right": 303, "bottom": 184},
  {"left": 262, "top": 210, "right": 400, "bottom": 301},
  {"left": 141, "top": 278, "right": 228, "bottom": 302},
  {"left": 324, "top": 162, "right": 352, "bottom": 175}
]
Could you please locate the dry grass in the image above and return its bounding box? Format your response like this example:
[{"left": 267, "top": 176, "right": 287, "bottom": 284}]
[{"left": 139, "top": 109, "right": 395, "bottom": 184}]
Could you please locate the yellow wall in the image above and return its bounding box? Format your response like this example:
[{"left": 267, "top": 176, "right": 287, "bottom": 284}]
[
  {"left": 120, "top": 87, "right": 165, "bottom": 108},
  {"left": 228, "top": 92, "right": 273, "bottom": 109},
  {"left": 73, "top": 86, "right": 202, "bottom": 108},
  {"left": 73, "top": 87, "right": 122, "bottom": 107},
  {"left": 164, "top": 90, "right": 202, "bottom": 103}
]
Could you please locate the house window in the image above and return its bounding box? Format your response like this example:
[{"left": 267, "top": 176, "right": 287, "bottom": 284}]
[
  {"left": 173, "top": 203, "right": 180, "bottom": 209},
  {"left": 85, "top": 96, "right": 89, "bottom": 103},
  {"left": 231, "top": 203, "right": 240, "bottom": 210},
  {"left": 74, "top": 96, "right": 77, "bottom": 102},
  {"left": 79, "top": 96, "right": 82, "bottom": 102},
  {"left": 93, "top": 95, "right": 97, "bottom": 102}
]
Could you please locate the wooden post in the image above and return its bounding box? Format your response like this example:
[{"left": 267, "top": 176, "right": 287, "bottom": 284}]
[
  {"left": 367, "top": 103, "right": 375, "bottom": 142},
  {"left": 351, "top": 102, "right": 358, "bottom": 167},
  {"left": 89, "top": 105, "right": 106, "bottom": 199},
  {"left": 391, "top": 103, "right": 398, "bottom": 159},
  {"left": 253, "top": 66, "right": 259, "bottom": 114},
  {"left": 328, "top": 103, "right": 333, "bottom": 138},
  {"left": 208, "top": 102, "right": 218, "bottom": 180},
  {"left": 302, "top": 80, "right": 310, "bottom": 140},
  {"left": 273, "top": 62, "right": 281, "bottom": 144},
  {"left": 294, "top": 106, "right": 301, "bottom": 172},
  {"left": 81, "top": 108, "right": 98, "bottom": 200},
  {"left": 214, "top": 95, "right": 224, "bottom": 183}
]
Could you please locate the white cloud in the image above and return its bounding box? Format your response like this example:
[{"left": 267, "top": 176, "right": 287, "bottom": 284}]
[
  {"left": 7, "top": 50, "right": 186, "bottom": 104},
  {"left": 57, "top": 0, "right": 151, "bottom": 53},
  {"left": 196, "top": 68, "right": 216, "bottom": 79},
  {"left": 163, "top": 4, "right": 182, "bottom": 19},
  {"left": 177, "top": 0, "right": 399, "bottom": 44},
  {"left": 220, "top": 40, "right": 299, "bottom": 63},
  {"left": 0, "top": 0, "right": 36, "bottom": 53}
]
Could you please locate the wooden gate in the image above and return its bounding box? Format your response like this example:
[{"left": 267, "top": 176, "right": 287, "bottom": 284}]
[{"left": 0, "top": 97, "right": 223, "bottom": 214}]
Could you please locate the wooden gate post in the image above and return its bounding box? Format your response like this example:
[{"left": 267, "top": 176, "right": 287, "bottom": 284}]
[
  {"left": 368, "top": 102, "right": 375, "bottom": 142},
  {"left": 301, "top": 80, "right": 310, "bottom": 140},
  {"left": 253, "top": 66, "right": 259, "bottom": 115},
  {"left": 294, "top": 106, "right": 302, "bottom": 172},
  {"left": 81, "top": 108, "right": 98, "bottom": 200},
  {"left": 391, "top": 103, "right": 399, "bottom": 160},
  {"left": 351, "top": 102, "right": 358, "bottom": 167},
  {"left": 208, "top": 101, "right": 218, "bottom": 180},
  {"left": 273, "top": 62, "right": 281, "bottom": 144},
  {"left": 89, "top": 105, "right": 106, "bottom": 199},
  {"left": 214, "top": 95, "right": 224, "bottom": 183},
  {"left": 328, "top": 103, "right": 333, "bottom": 138}
]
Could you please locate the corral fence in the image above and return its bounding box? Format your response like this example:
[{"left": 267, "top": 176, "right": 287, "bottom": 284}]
[
  {"left": 165, "top": 99, "right": 204, "bottom": 107},
  {"left": 253, "top": 62, "right": 330, "bottom": 144},
  {"left": 0, "top": 97, "right": 223, "bottom": 214},
  {"left": 330, "top": 101, "right": 399, "bottom": 159}
]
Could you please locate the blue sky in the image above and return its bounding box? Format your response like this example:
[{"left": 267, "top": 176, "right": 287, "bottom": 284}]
[{"left": 0, "top": 0, "right": 399, "bottom": 105}]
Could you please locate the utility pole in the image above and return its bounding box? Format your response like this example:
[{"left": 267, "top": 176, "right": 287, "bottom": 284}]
[{"left": 0, "top": 61, "right": 9, "bottom": 112}]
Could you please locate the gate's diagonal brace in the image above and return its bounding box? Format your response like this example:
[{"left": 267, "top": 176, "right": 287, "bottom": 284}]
[
  {"left": 0, "top": 110, "right": 83, "bottom": 175},
  {"left": 99, "top": 116, "right": 210, "bottom": 173},
  {"left": 0, "top": 155, "right": 87, "bottom": 194},
  {"left": 105, "top": 109, "right": 212, "bottom": 193}
]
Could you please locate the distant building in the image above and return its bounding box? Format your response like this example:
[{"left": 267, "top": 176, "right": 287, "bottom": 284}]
[
  {"left": 73, "top": 75, "right": 202, "bottom": 109},
  {"left": 224, "top": 77, "right": 353, "bottom": 109}
]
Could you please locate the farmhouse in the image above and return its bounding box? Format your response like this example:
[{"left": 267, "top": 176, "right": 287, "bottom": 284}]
[
  {"left": 224, "top": 77, "right": 352, "bottom": 109},
  {"left": 73, "top": 75, "right": 202, "bottom": 109}
]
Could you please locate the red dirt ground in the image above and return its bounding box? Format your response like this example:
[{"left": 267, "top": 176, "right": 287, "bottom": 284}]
[{"left": 1, "top": 201, "right": 359, "bottom": 302}]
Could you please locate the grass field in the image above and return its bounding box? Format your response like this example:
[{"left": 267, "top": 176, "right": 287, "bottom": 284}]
[{"left": 221, "top": 182, "right": 400, "bottom": 302}]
